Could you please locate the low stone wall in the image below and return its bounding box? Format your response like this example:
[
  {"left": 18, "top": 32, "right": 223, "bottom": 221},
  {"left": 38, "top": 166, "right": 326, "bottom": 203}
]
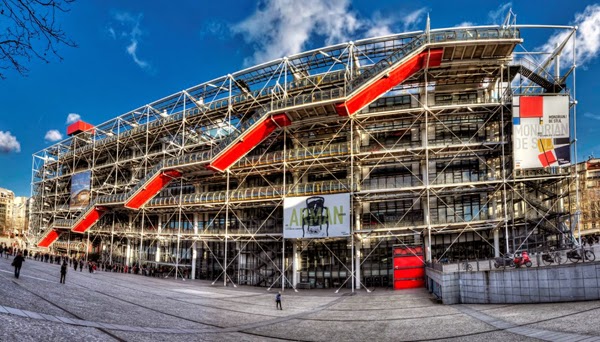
[
  {"left": 426, "top": 262, "right": 600, "bottom": 304},
  {"left": 425, "top": 267, "right": 460, "bottom": 304}
]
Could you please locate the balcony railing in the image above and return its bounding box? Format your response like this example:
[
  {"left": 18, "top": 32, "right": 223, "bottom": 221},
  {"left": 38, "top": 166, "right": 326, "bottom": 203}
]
[{"left": 149, "top": 180, "right": 352, "bottom": 207}]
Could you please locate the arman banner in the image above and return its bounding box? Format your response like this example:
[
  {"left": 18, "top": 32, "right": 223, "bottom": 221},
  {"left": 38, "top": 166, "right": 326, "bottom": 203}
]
[
  {"left": 283, "top": 193, "right": 350, "bottom": 239},
  {"left": 512, "top": 95, "right": 571, "bottom": 170}
]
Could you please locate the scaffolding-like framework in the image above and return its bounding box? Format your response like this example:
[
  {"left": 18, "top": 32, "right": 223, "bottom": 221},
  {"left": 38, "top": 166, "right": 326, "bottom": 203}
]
[{"left": 30, "top": 19, "right": 579, "bottom": 290}]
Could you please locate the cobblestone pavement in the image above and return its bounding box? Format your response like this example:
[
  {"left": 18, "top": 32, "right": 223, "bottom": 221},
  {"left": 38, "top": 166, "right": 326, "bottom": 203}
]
[{"left": 1, "top": 256, "right": 600, "bottom": 341}]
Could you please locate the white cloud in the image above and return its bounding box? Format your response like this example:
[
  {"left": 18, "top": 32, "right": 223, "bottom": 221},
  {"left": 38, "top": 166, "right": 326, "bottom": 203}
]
[
  {"left": 584, "top": 112, "right": 600, "bottom": 120},
  {"left": 454, "top": 3, "right": 514, "bottom": 29},
  {"left": 365, "top": 24, "right": 393, "bottom": 39},
  {"left": 232, "top": 0, "right": 427, "bottom": 65},
  {"left": 199, "top": 20, "right": 230, "bottom": 40},
  {"left": 232, "top": 0, "right": 357, "bottom": 65},
  {"left": 126, "top": 40, "right": 149, "bottom": 69},
  {"left": 44, "top": 130, "right": 63, "bottom": 142},
  {"left": 401, "top": 7, "right": 427, "bottom": 32},
  {"left": 455, "top": 21, "right": 475, "bottom": 28},
  {"left": 107, "top": 27, "right": 116, "bottom": 40},
  {"left": 364, "top": 12, "right": 395, "bottom": 38},
  {"left": 488, "top": 2, "right": 512, "bottom": 24},
  {"left": 110, "top": 12, "right": 151, "bottom": 70},
  {"left": 538, "top": 4, "right": 600, "bottom": 69},
  {"left": 0, "top": 131, "right": 21, "bottom": 153},
  {"left": 66, "top": 113, "right": 81, "bottom": 124}
]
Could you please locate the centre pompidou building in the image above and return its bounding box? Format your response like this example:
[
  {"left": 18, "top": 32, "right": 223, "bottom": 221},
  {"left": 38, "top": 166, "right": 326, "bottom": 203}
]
[{"left": 30, "top": 20, "right": 577, "bottom": 290}]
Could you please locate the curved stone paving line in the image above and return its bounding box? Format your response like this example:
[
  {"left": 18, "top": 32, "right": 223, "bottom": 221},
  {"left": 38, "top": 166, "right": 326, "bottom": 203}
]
[
  {"left": 4, "top": 257, "right": 600, "bottom": 341},
  {"left": 0, "top": 295, "right": 346, "bottom": 336},
  {"left": 3, "top": 300, "right": 600, "bottom": 341},
  {"left": 455, "top": 305, "right": 600, "bottom": 342},
  {"left": 0, "top": 305, "right": 211, "bottom": 334}
]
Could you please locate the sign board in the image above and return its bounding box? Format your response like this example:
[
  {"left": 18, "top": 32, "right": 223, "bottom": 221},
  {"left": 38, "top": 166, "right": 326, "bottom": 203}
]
[
  {"left": 70, "top": 171, "right": 91, "bottom": 208},
  {"left": 513, "top": 95, "right": 570, "bottom": 170},
  {"left": 283, "top": 193, "right": 350, "bottom": 238}
]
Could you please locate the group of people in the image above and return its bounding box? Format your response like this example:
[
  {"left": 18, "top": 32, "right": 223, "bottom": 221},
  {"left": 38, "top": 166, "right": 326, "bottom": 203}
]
[
  {"left": 0, "top": 243, "right": 28, "bottom": 259},
  {"left": 582, "top": 234, "right": 600, "bottom": 247},
  {"left": 7, "top": 250, "right": 99, "bottom": 283},
  {"left": 7, "top": 250, "right": 181, "bottom": 283},
  {"left": 6, "top": 246, "right": 286, "bottom": 310}
]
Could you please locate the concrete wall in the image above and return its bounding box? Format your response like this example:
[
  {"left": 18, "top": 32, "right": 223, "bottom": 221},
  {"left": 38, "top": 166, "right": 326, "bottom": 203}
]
[
  {"left": 426, "top": 262, "right": 600, "bottom": 304},
  {"left": 426, "top": 267, "right": 460, "bottom": 304}
]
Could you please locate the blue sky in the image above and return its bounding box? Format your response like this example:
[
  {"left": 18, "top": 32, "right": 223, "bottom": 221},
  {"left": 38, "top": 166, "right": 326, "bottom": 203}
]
[{"left": 1, "top": 0, "right": 599, "bottom": 197}]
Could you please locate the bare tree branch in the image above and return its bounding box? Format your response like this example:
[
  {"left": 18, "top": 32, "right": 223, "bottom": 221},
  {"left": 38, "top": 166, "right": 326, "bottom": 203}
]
[{"left": 0, "top": 0, "right": 77, "bottom": 79}]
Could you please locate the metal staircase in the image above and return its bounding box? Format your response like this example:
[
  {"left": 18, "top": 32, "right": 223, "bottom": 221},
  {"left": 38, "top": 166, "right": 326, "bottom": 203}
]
[
  {"left": 506, "top": 63, "right": 565, "bottom": 93},
  {"left": 124, "top": 169, "right": 182, "bottom": 209},
  {"left": 336, "top": 35, "right": 443, "bottom": 116},
  {"left": 37, "top": 228, "right": 62, "bottom": 248},
  {"left": 209, "top": 113, "right": 291, "bottom": 172},
  {"left": 36, "top": 27, "right": 522, "bottom": 248}
]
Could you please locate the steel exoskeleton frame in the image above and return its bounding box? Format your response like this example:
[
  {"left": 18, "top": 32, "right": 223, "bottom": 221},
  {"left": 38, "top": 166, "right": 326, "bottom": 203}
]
[{"left": 30, "top": 22, "right": 578, "bottom": 290}]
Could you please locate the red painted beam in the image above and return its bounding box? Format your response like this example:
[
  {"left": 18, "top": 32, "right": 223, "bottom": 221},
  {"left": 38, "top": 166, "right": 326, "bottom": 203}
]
[
  {"left": 72, "top": 207, "right": 109, "bottom": 233},
  {"left": 124, "top": 170, "right": 182, "bottom": 209},
  {"left": 67, "top": 120, "right": 95, "bottom": 136},
  {"left": 336, "top": 49, "right": 443, "bottom": 116},
  {"left": 271, "top": 113, "right": 292, "bottom": 127},
  {"left": 38, "top": 229, "right": 61, "bottom": 248},
  {"left": 209, "top": 113, "right": 291, "bottom": 172}
]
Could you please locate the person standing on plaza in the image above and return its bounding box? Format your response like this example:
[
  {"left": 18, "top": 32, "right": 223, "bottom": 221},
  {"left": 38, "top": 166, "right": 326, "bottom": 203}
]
[
  {"left": 60, "top": 261, "right": 68, "bottom": 284},
  {"left": 11, "top": 252, "right": 25, "bottom": 279},
  {"left": 275, "top": 291, "right": 282, "bottom": 310}
]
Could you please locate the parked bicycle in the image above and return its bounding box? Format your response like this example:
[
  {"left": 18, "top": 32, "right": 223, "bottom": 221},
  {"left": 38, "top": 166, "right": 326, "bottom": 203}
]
[
  {"left": 460, "top": 260, "right": 473, "bottom": 271},
  {"left": 542, "top": 248, "right": 564, "bottom": 266},
  {"left": 566, "top": 246, "right": 595, "bottom": 263}
]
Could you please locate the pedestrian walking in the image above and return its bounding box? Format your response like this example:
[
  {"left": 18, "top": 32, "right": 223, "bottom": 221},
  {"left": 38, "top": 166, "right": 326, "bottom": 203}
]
[
  {"left": 11, "top": 252, "right": 25, "bottom": 279},
  {"left": 60, "top": 261, "right": 68, "bottom": 284},
  {"left": 275, "top": 291, "right": 282, "bottom": 310}
]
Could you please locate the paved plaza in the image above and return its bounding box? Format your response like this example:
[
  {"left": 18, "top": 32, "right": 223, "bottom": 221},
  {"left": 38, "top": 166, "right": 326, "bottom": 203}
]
[{"left": 1, "top": 256, "right": 600, "bottom": 341}]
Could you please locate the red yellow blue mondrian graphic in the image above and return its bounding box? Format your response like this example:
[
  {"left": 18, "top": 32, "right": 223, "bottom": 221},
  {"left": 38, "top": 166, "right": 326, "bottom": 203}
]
[{"left": 513, "top": 95, "right": 570, "bottom": 169}]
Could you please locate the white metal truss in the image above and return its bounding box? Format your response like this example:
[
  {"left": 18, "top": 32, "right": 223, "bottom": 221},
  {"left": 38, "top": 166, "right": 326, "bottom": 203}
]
[{"left": 29, "top": 22, "right": 579, "bottom": 291}]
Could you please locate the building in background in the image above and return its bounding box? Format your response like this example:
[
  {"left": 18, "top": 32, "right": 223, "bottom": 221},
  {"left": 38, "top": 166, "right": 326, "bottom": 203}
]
[
  {"left": 25, "top": 197, "right": 33, "bottom": 236},
  {"left": 572, "top": 158, "right": 600, "bottom": 237},
  {"left": 12, "top": 196, "right": 28, "bottom": 237},
  {"left": 0, "top": 188, "right": 14, "bottom": 237},
  {"left": 30, "top": 20, "right": 579, "bottom": 289}
]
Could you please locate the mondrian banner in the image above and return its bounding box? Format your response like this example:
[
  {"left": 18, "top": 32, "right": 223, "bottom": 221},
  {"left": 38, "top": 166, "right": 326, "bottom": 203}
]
[{"left": 513, "top": 95, "right": 570, "bottom": 170}]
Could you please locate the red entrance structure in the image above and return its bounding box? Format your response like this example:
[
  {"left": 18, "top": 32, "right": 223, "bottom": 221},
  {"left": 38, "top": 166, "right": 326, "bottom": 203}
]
[{"left": 393, "top": 245, "right": 425, "bottom": 289}]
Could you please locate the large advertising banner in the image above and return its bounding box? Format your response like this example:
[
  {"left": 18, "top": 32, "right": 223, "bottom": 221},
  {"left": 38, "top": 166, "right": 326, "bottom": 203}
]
[
  {"left": 284, "top": 193, "right": 350, "bottom": 239},
  {"left": 70, "top": 171, "right": 91, "bottom": 208},
  {"left": 513, "top": 95, "right": 570, "bottom": 170}
]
